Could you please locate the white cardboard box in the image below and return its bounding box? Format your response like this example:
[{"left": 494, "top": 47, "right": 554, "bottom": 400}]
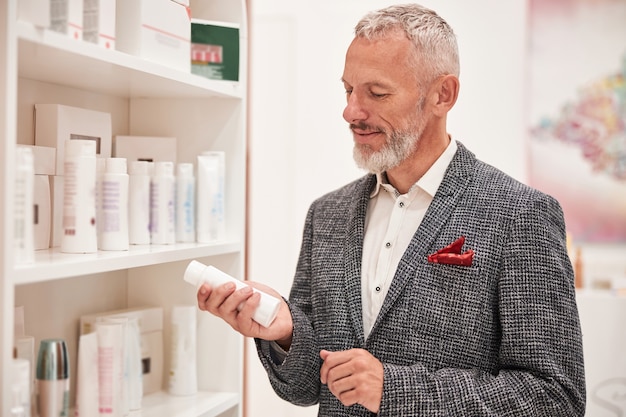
[
  {"left": 114, "top": 135, "right": 177, "bottom": 164},
  {"left": 49, "top": 175, "right": 63, "bottom": 248},
  {"left": 33, "top": 175, "right": 51, "bottom": 250},
  {"left": 83, "top": 0, "right": 116, "bottom": 49},
  {"left": 115, "top": 0, "right": 191, "bottom": 72},
  {"left": 80, "top": 306, "right": 164, "bottom": 394},
  {"left": 17, "top": 145, "right": 54, "bottom": 250},
  {"left": 34, "top": 104, "right": 112, "bottom": 175}
]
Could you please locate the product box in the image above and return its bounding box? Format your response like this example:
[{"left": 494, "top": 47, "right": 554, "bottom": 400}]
[
  {"left": 49, "top": 175, "right": 63, "bottom": 248},
  {"left": 80, "top": 306, "right": 164, "bottom": 394},
  {"left": 18, "top": 145, "right": 55, "bottom": 250},
  {"left": 114, "top": 135, "right": 177, "bottom": 164},
  {"left": 49, "top": 0, "right": 83, "bottom": 39},
  {"left": 33, "top": 176, "right": 52, "bottom": 250},
  {"left": 83, "top": 0, "right": 116, "bottom": 49},
  {"left": 115, "top": 0, "right": 191, "bottom": 72},
  {"left": 191, "top": 19, "right": 240, "bottom": 82},
  {"left": 34, "top": 104, "right": 112, "bottom": 175}
]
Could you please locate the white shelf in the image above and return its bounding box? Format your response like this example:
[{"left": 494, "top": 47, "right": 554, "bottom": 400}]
[
  {"left": 16, "top": 21, "right": 243, "bottom": 99},
  {"left": 14, "top": 240, "right": 242, "bottom": 284},
  {"left": 130, "top": 391, "right": 239, "bottom": 417}
]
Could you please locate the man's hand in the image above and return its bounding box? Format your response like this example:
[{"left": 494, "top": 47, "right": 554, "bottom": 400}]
[
  {"left": 320, "top": 348, "right": 383, "bottom": 413},
  {"left": 196, "top": 280, "right": 293, "bottom": 347}
]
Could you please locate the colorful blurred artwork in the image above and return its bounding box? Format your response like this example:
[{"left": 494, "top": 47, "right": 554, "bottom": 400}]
[{"left": 528, "top": 0, "right": 626, "bottom": 243}]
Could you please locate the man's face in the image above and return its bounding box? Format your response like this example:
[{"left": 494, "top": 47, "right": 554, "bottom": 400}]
[{"left": 342, "top": 32, "right": 429, "bottom": 173}]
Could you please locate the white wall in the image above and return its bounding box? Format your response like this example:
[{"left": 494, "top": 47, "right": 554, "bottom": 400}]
[{"left": 246, "top": 1, "right": 528, "bottom": 416}]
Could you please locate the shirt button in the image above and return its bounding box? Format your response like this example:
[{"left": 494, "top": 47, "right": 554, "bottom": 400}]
[
  {"left": 385, "top": 242, "right": 391, "bottom": 248},
  {"left": 399, "top": 201, "right": 405, "bottom": 208},
  {"left": 375, "top": 286, "right": 381, "bottom": 292}
]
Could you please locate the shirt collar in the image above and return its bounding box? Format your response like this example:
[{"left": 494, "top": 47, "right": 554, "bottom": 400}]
[{"left": 370, "top": 139, "right": 458, "bottom": 198}]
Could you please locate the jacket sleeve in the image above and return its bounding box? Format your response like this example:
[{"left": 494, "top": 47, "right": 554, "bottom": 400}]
[
  {"left": 377, "top": 193, "right": 586, "bottom": 416},
  {"left": 254, "top": 204, "right": 323, "bottom": 407}
]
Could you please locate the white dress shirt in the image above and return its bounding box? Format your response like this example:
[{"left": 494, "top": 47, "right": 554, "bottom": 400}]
[{"left": 361, "top": 139, "right": 457, "bottom": 339}]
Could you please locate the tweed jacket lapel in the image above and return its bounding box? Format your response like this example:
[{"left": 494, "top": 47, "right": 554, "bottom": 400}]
[
  {"left": 369, "top": 142, "right": 476, "bottom": 339},
  {"left": 343, "top": 175, "right": 377, "bottom": 347}
]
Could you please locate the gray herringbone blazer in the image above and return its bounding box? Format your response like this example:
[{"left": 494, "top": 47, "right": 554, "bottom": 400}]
[{"left": 256, "top": 141, "right": 586, "bottom": 416}]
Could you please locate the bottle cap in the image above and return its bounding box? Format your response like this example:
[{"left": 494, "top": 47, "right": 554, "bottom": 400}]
[
  {"left": 177, "top": 163, "right": 194, "bottom": 178},
  {"left": 36, "top": 339, "right": 69, "bottom": 380},
  {"left": 106, "top": 157, "right": 127, "bottom": 174},
  {"left": 184, "top": 260, "right": 207, "bottom": 286},
  {"left": 154, "top": 161, "right": 174, "bottom": 177},
  {"left": 129, "top": 160, "right": 149, "bottom": 176}
]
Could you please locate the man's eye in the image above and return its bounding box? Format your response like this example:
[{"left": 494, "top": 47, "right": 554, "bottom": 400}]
[{"left": 371, "top": 92, "right": 387, "bottom": 99}]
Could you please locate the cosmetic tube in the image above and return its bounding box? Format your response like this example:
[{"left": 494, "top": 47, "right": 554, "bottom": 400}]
[
  {"left": 128, "top": 161, "right": 151, "bottom": 245},
  {"left": 11, "top": 358, "right": 31, "bottom": 417},
  {"left": 76, "top": 332, "right": 99, "bottom": 417},
  {"left": 176, "top": 163, "right": 196, "bottom": 243},
  {"left": 196, "top": 152, "right": 225, "bottom": 242},
  {"left": 184, "top": 260, "right": 281, "bottom": 327},
  {"left": 168, "top": 305, "right": 198, "bottom": 396},
  {"left": 36, "top": 339, "right": 69, "bottom": 417},
  {"left": 150, "top": 161, "right": 175, "bottom": 244},
  {"left": 15, "top": 146, "right": 35, "bottom": 264},
  {"left": 96, "top": 321, "right": 124, "bottom": 417},
  {"left": 99, "top": 158, "right": 129, "bottom": 251},
  {"left": 61, "top": 139, "right": 97, "bottom": 253}
]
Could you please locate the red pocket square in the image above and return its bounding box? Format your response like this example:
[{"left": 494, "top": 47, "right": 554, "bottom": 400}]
[{"left": 427, "top": 236, "right": 474, "bottom": 266}]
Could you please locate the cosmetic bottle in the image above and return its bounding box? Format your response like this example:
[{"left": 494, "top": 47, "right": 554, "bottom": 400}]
[
  {"left": 36, "top": 339, "right": 69, "bottom": 417},
  {"left": 168, "top": 305, "right": 198, "bottom": 396},
  {"left": 184, "top": 260, "right": 281, "bottom": 327},
  {"left": 150, "top": 161, "right": 176, "bottom": 244},
  {"left": 176, "top": 163, "right": 196, "bottom": 243},
  {"left": 196, "top": 152, "right": 225, "bottom": 242},
  {"left": 61, "top": 139, "right": 97, "bottom": 253},
  {"left": 14, "top": 146, "right": 35, "bottom": 264},
  {"left": 128, "top": 161, "right": 151, "bottom": 245},
  {"left": 95, "top": 157, "right": 106, "bottom": 249},
  {"left": 11, "top": 358, "right": 31, "bottom": 417},
  {"left": 99, "top": 157, "right": 129, "bottom": 251}
]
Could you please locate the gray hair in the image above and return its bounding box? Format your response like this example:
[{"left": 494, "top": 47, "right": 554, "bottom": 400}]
[{"left": 354, "top": 4, "right": 460, "bottom": 83}]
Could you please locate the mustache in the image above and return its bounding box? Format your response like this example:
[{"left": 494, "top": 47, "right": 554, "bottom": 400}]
[{"left": 349, "top": 122, "right": 384, "bottom": 134}]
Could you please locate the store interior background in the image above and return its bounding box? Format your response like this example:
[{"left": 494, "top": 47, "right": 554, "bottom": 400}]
[{"left": 245, "top": 0, "right": 626, "bottom": 416}]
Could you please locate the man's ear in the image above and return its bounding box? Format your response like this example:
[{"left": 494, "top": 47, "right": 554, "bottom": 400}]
[{"left": 432, "top": 74, "right": 459, "bottom": 116}]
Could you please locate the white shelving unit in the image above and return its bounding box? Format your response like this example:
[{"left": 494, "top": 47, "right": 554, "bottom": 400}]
[{"left": 0, "top": 1, "right": 247, "bottom": 416}]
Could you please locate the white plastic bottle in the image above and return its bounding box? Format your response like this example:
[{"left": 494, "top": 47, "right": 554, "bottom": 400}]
[
  {"left": 95, "top": 157, "right": 106, "bottom": 250},
  {"left": 183, "top": 260, "right": 281, "bottom": 327},
  {"left": 196, "top": 151, "right": 225, "bottom": 242},
  {"left": 14, "top": 146, "right": 35, "bottom": 264},
  {"left": 99, "top": 157, "right": 129, "bottom": 251},
  {"left": 176, "top": 163, "right": 196, "bottom": 243},
  {"left": 128, "top": 160, "right": 151, "bottom": 245},
  {"left": 168, "top": 305, "right": 198, "bottom": 396},
  {"left": 61, "top": 139, "right": 97, "bottom": 254},
  {"left": 150, "top": 161, "right": 175, "bottom": 244}
]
